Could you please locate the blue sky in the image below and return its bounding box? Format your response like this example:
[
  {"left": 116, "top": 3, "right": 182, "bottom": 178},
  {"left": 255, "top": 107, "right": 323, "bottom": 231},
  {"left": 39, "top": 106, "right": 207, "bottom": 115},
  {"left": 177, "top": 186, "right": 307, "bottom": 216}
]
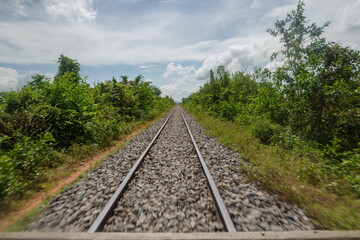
[{"left": 1, "top": 0, "right": 359, "bottom": 101}]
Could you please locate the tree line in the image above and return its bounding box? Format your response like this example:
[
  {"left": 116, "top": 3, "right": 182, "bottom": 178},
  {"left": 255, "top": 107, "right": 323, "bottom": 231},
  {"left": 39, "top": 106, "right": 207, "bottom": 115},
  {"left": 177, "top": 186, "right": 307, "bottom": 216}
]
[
  {"left": 0, "top": 55, "right": 174, "bottom": 203},
  {"left": 182, "top": 1, "right": 360, "bottom": 196}
]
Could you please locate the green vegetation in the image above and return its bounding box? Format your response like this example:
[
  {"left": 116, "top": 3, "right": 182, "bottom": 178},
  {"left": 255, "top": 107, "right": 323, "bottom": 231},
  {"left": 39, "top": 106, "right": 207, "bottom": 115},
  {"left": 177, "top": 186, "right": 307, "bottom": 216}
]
[
  {"left": 3, "top": 121, "right": 151, "bottom": 232},
  {"left": 0, "top": 54, "right": 174, "bottom": 207},
  {"left": 182, "top": 0, "right": 360, "bottom": 229},
  {"left": 3, "top": 203, "right": 44, "bottom": 232}
]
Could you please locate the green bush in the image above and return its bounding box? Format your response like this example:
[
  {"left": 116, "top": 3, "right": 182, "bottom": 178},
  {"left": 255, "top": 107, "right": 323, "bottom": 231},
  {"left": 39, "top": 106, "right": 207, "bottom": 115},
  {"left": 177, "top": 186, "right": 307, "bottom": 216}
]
[
  {"left": 251, "top": 118, "right": 282, "bottom": 145},
  {"left": 276, "top": 127, "right": 302, "bottom": 150},
  {"left": 0, "top": 132, "right": 61, "bottom": 199},
  {"left": 216, "top": 101, "right": 238, "bottom": 121},
  {"left": 0, "top": 55, "right": 175, "bottom": 203}
]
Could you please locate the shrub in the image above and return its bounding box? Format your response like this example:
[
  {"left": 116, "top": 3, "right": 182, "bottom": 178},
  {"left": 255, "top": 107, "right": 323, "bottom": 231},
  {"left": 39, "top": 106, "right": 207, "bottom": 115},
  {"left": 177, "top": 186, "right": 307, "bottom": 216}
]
[
  {"left": 276, "top": 127, "right": 302, "bottom": 150},
  {"left": 0, "top": 132, "right": 61, "bottom": 199},
  {"left": 251, "top": 118, "right": 282, "bottom": 145},
  {"left": 0, "top": 55, "right": 175, "bottom": 203}
]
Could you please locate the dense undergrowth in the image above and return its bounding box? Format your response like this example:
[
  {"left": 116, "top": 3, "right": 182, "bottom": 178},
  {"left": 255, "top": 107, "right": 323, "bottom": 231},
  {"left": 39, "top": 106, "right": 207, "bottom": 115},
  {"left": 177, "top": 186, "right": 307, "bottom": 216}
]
[
  {"left": 182, "top": 1, "right": 359, "bottom": 229},
  {"left": 0, "top": 54, "right": 174, "bottom": 208}
]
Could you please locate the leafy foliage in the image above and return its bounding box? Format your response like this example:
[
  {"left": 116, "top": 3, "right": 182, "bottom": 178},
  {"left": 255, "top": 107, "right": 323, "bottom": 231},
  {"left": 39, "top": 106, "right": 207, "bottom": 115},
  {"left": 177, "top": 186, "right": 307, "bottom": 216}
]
[
  {"left": 0, "top": 55, "right": 174, "bottom": 203},
  {"left": 56, "top": 54, "right": 81, "bottom": 83},
  {"left": 183, "top": 1, "right": 360, "bottom": 197}
]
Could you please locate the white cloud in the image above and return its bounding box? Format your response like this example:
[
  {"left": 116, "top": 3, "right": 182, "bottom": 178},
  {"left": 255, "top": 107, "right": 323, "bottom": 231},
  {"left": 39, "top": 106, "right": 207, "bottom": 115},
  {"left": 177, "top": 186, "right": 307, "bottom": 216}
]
[
  {"left": 251, "top": 0, "right": 261, "bottom": 9},
  {"left": 1, "top": 0, "right": 359, "bottom": 68},
  {"left": 0, "top": 67, "right": 54, "bottom": 91},
  {"left": 0, "top": 0, "right": 96, "bottom": 23},
  {"left": 336, "top": 2, "right": 360, "bottom": 31},
  {"left": 11, "top": 0, "right": 29, "bottom": 18},
  {"left": 0, "top": 21, "right": 228, "bottom": 65},
  {"left": 162, "top": 63, "right": 196, "bottom": 77},
  {"left": 265, "top": 60, "right": 283, "bottom": 72},
  {"left": 45, "top": 0, "right": 96, "bottom": 23},
  {"left": 308, "top": 0, "right": 360, "bottom": 49},
  {"left": 261, "top": 3, "right": 295, "bottom": 20},
  {"left": 1, "top": 0, "right": 360, "bottom": 101},
  {"left": 0, "top": 67, "right": 18, "bottom": 91},
  {"left": 161, "top": 34, "right": 280, "bottom": 101},
  {"left": 262, "top": 0, "right": 360, "bottom": 50},
  {"left": 139, "top": 65, "right": 156, "bottom": 69},
  {"left": 161, "top": 74, "right": 202, "bottom": 102},
  {"left": 0, "top": 1, "right": 268, "bottom": 66},
  {"left": 194, "top": 34, "right": 279, "bottom": 80}
]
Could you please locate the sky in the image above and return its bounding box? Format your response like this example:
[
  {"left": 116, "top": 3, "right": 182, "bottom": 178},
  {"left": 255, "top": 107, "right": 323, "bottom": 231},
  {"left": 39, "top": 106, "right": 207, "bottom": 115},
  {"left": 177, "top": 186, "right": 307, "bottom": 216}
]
[{"left": 0, "top": 0, "right": 359, "bottom": 101}]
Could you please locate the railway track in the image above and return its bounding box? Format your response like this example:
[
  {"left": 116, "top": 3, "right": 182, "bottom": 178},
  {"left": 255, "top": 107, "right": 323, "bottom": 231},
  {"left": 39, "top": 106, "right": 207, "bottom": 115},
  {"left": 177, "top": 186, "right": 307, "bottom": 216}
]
[
  {"left": 87, "top": 106, "right": 235, "bottom": 233},
  {"left": 27, "top": 106, "right": 313, "bottom": 232}
]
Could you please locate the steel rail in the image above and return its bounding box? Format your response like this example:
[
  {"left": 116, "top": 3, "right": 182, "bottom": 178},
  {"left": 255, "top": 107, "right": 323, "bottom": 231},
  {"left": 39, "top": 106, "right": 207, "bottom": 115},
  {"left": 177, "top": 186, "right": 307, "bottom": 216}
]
[
  {"left": 87, "top": 110, "right": 175, "bottom": 233},
  {"left": 180, "top": 109, "right": 236, "bottom": 232}
]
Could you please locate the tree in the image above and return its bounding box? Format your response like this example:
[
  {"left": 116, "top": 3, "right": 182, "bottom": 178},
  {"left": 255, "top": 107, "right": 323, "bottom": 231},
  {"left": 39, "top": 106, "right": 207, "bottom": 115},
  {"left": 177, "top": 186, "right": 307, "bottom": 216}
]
[
  {"left": 56, "top": 54, "right": 81, "bottom": 83},
  {"left": 132, "top": 74, "right": 144, "bottom": 86},
  {"left": 209, "top": 69, "right": 215, "bottom": 84},
  {"left": 267, "top": 0, "right": 360, "bottom": 150},
  {"left": 296, "top": 43, "right": 360, "bottom": 148},
  {"left": 27, "top": 74, "right": 49, "bottom": 87},
  {"left": 121, "top": 76, "right": 128, "bottom": 85},
  {"left": 151, "top": 86, "right": 162, "bottom": 97},
  {"left": 216, "top": 66, "right": 230, "bottom": 87},
  {"left": 267, "top": 0, "right": 329, "bottom": 85}
]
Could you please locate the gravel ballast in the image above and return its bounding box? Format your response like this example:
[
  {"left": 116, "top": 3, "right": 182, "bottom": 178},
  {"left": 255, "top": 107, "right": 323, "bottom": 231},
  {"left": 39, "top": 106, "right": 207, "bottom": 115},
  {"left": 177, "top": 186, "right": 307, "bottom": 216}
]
[
  {"left": 27, "top": 106, "right": 313, "bottom": 232},
  {"left": 103, "top": 106, "right": 222, "bottom": 232},
  {"left": 182, "top": 110, "right": 313, "bottom": 231},
  {"left": 27, "top": 113, "right": 169, "bottom": 232}
]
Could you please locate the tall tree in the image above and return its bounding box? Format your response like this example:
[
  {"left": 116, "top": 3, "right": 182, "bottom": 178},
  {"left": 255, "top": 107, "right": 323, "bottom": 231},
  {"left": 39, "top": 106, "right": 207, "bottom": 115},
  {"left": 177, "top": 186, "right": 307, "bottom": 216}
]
[
  {"left": 267, "top": 0, "right": 360, "bottom": 149},
  {"left": 27, "top": 74, "right": 49, "bottom": 87},
  {"left": 121, "top": 76, "right": 128, "bottom": 85},
  {"left": 56, "top": 54, "right": 81, "bottom": 83},
  {"left": 267, "top": 0, "right": 329, "bottom": 85}
]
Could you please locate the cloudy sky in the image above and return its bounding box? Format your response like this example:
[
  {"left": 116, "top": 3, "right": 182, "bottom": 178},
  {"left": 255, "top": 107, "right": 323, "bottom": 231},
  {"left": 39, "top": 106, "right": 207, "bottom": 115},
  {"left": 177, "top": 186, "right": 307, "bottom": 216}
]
[{"left": 0, "top": 0, "right": 359, "bottom": 101}]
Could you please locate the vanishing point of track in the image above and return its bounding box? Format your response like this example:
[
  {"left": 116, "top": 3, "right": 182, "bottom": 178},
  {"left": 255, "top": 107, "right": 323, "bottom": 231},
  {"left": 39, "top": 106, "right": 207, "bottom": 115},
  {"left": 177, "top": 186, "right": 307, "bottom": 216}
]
[{"left": 87, "top": 106, "right": 236, "bottom": 233}]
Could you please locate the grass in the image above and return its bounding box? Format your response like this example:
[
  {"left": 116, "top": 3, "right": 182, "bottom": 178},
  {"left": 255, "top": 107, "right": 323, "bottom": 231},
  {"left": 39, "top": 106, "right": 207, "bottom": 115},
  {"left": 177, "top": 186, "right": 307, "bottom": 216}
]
[
  {"left": 1, "top": 108, "right": 172, "bottom": 232},
  {"left": 3, "top": 206, "right": 44, "bottom": 232},
  {"left": 183, "top": 106, "right": 360, "bottom": 230}
]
